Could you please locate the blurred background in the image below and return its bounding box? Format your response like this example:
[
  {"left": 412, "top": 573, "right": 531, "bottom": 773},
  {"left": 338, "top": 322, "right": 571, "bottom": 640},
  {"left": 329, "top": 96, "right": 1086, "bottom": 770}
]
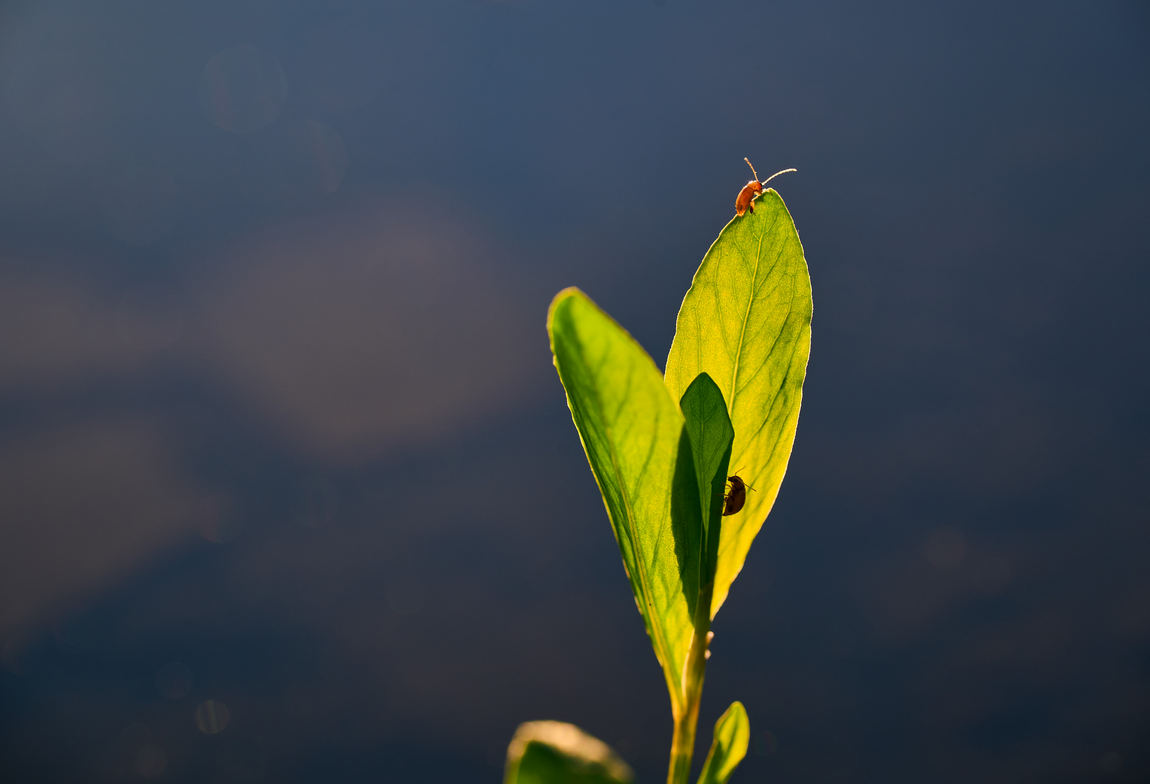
[{"left": 1, "top": 1, "right": 1148, "bottom": 782}]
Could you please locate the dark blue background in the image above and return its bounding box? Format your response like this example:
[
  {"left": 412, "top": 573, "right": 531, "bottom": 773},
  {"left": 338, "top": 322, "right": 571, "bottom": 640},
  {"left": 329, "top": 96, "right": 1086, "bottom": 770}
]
[{"left": 1, "top": 1, "right": 1148, "bottom": 782}]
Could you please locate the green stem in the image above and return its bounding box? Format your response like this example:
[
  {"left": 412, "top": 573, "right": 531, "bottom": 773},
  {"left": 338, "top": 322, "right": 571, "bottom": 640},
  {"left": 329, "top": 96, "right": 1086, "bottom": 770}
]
[
  {"left": 666, "top": 587, "right": 713, "bottom": 784},
  {"left": 667, "top": 459, "right": 726, "bottom": 784},
  {"left": 666, "top": 698, "right": 700, "bottom": 784}
]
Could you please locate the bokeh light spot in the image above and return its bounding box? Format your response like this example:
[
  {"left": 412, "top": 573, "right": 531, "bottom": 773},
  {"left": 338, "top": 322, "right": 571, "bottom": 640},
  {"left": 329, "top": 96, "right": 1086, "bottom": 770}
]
[
  {"left": 200, "top": 44, "right": 287, "bottom": 133},
  {"left": 135, "top": 744, "right": 167, "bottom": 779},
  {"left": 194, "top": 699, "right": 231, "bottom": 735}
]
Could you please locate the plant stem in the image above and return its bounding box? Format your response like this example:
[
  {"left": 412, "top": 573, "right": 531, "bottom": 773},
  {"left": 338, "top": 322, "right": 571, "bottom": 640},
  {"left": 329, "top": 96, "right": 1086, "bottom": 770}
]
[
  {"left": 666, "top": 593, "right": 712, "bottom": 784},
  {"left": 666, "top": 701, "right": 699, "bottom": 784}
]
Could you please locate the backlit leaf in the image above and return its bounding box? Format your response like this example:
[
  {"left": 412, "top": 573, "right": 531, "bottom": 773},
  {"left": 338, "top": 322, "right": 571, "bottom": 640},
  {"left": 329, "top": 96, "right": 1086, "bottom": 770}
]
[
  {"left": 665, "top": 189, "right": 813, "bottom": 617},
  {"left": 505, "top": 721, "right": 634, "bottom": 784},
  {"left": 696, "top": 702, "right": 750, "bottom": 784},
  {"left": 548, "top": 288, "right": 698, "bottom": 710}
]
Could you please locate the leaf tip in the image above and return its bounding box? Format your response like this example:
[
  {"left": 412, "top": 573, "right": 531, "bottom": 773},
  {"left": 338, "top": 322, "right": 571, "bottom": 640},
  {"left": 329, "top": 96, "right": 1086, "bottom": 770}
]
[
  {"left": 697, "top": 701, "right": 751, "bottom": 784},
  {"left": 682, "top": 371, "right": 718, "bottom": 395},
  {"left": 550, "top": 285, "right": 585, "bottom": 307},
  {"left": 547, "top": 286, "right": 587, "bottom": 332}
]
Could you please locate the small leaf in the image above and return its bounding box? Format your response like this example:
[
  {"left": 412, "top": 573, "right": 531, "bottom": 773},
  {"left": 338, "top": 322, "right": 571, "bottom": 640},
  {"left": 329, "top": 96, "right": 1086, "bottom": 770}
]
[
  {"left": 696, "top": 702, "right": 750, "bottom": 784},
  {"left": 505, "top": 721, "right": 634, "bottom": 784},
  {"left": 678, "top": 373, "right": 734, "bottom": 601},
  {"left": 548, "top": 288, "right": 696, "bottom": 710},
  {"left": 665, "top": 190, "right": 813, "bottom": 617}
]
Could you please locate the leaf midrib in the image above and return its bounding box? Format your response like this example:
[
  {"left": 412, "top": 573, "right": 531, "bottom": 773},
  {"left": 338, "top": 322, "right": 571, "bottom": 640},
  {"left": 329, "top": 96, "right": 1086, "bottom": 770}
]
[{"left": 727, "top": 208, "right": 773, "bottom": 415}]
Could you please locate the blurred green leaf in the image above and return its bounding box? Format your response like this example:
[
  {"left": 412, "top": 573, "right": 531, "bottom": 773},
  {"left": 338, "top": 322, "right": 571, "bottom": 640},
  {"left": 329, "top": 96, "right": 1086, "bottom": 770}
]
[
  {"left": 505, "top": 721, "right": 634, "bottom": 784},
  {"left": 665, "top": 189, "right": 813, "bottom": 617},
  {"left": 678, "top": 374, "right": 733, "bottom": 606},
  {"left": 548, "top": 288, "right": 697, "bottom": 710},
  {"left": 696, "top": 702, "right": 750, "bottom": 784}
]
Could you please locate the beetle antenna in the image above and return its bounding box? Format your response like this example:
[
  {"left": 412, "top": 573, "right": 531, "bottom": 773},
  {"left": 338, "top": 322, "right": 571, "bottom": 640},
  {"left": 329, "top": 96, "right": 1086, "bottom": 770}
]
[
  {"left": 761, "top": 168, "right": 797, "bottom": 187},
  {"left": 729, "top": 468, "right": 756, "bottom": 493},
  {"left": 743, "top": 157, "right": 760, "bottom": 182}
]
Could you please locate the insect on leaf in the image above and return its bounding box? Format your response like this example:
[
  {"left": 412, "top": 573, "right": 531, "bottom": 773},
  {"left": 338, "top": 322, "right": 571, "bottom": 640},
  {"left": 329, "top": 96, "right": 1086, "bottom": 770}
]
[
  {"left": 548, "top": 288, "right": 698, "bottom": 712},
  {"left": 696, "top": 702, "right": 750, "bottom": 784},
  {"left": 665, "top": 189, "right": 813, "bottom": 618}
]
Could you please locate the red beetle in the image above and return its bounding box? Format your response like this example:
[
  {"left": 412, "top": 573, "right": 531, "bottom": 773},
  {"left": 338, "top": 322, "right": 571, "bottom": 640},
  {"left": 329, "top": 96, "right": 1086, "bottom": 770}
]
[{"left": 735, "top": 158, "right": 796, "bottom": 216}]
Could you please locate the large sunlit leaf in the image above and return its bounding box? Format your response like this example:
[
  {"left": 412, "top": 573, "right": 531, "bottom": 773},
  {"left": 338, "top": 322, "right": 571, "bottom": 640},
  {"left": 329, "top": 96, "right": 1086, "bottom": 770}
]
[
  {"left": 548, "top": 288, "right": 699, "bottom": 710},
  {"left": 696, "top": 702, "right": 750, "bottom": 784},
  {"left": 666, "top": 189, "right": 813, "bottom": 617},
  {"left": 678, "top": 373, "right": 734, "bottom": 608},
  {"left": 505, "top": 721, "right": 634, "bottom": 784}
]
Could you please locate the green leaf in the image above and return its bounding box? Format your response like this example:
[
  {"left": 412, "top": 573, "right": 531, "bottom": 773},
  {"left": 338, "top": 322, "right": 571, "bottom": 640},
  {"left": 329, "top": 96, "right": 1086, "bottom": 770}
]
[
  {"left": 505, "top": 721, "right": 634, "bottom": 784},
  {"left": 665, "top": 189, "right": 813, "bottom": 617},
  {"left": 678, "top": 374, "right": 734, "bottom": 605},
  {"left": 696, "top": 702, "right": 750, "bottom": 784},
  {"left": 548, "top": 288, "right": 697, "bottom": 710}
]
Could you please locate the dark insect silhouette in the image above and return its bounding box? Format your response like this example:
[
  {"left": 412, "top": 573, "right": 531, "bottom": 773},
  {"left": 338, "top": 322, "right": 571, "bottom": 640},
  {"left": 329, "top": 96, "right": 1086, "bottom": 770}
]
[{"left": 722, "top": 474, "right": 756, "bottom": 516}]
